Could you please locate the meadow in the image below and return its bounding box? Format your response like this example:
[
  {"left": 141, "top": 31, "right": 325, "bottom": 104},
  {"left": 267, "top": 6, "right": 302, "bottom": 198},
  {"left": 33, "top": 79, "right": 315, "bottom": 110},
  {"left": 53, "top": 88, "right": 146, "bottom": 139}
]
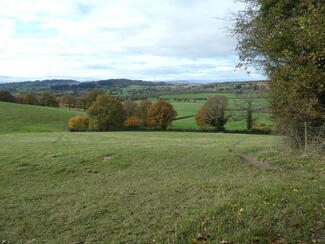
[
  {"left": 0, "top": 102, "right": 324, "bottom": 243},
  {"left": 0, "top": 102, "right": 82, "bottom": 134},
  {"left": 0, "top": 132, "right": 324, "bottom": 243},
  {"left": 164, "top": 92, "right": 271, "bottom": 131}
]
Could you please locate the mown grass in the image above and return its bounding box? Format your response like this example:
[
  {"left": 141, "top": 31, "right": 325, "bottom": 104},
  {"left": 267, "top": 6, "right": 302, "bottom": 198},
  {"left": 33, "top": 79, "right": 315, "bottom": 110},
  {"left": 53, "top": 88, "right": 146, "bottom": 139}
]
[
  {"left": 0, "top": 102, "right": 83, "bottom": 134},
  {"left": 0, "top": 132, "right": 324, "bottom": 243}
]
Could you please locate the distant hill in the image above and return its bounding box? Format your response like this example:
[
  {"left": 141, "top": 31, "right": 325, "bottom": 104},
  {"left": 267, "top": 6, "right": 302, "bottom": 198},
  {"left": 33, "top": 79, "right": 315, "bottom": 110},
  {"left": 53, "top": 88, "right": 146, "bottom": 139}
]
[
  {"left": 0, "top": 102, "right": 83, "bottom": 134},
  {"left": 0, "top": 79, "right": 168, "bottom": 93}
]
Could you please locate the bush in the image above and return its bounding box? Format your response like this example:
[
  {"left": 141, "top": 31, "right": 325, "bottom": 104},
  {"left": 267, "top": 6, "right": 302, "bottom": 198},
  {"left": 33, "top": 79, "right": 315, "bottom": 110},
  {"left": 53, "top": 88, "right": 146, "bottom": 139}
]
[{"left": 68, "top": 115, "right": 89, "bottom": 131}]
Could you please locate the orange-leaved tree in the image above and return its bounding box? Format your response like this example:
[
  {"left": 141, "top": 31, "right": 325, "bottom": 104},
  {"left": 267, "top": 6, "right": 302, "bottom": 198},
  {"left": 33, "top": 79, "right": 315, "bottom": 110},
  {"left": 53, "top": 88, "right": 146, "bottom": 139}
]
[
  {"left": 68, "top": 115, "right": 89, "bottom": 131},
  {"left": 147, "top": 99, "right": 177, "bottom": 130},
  {"left": 123, "top": 116, "right": 142, "bottom": 128},
  {"left": 196, "top": 95, "right": 228, "bottom": 131}
]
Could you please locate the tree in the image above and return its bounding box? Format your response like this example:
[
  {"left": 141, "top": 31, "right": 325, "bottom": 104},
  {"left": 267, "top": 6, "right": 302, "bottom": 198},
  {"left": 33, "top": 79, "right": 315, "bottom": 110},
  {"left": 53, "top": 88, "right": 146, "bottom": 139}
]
[
  {"left": 234, "top": 92, "right": 267, "bottom": 130},
  {"left": 123, "top": 116, "right": 142, "bottom": 128},
  {"left": 76, "top": 90, "right": 104, "bottom": 111},
  {"left": 84, "top": 89, "right": 104, "bottom": 108},
  {"left": 147, "top": 100, "right": 177, "bottom": 130},
  {"left": 137, "top": 100, "right": 152, "bottom": 125},
  {"left": 0, "top": 90, "right": 16, "bottom": 103},
  {"left": 61, "top": 94, "right": 76, "bottom": 109},
  {"left": 22, "top": 93, "right": 39, "bottom": 105},
  {"left": 123, "top": 99, "right": 138, "bottom": 117},
  {"left": 234, "top": 0, "right": 325, "bottom": 148},
  {"left": 87, "top": 94, "right": 126, "bottom": 131},
  {"left": 39, "top": 92, "right": 59, "bottom": 107},
  {"left": 196, "top": 96, "right": 228, "bottom": 131},
  {"left": 68, "top": 115, "right": 89, "bottom": 131}
]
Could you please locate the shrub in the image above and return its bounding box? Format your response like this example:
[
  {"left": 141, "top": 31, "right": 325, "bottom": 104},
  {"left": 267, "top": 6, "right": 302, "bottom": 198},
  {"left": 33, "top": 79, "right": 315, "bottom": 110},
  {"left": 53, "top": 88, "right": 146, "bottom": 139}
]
[{"left": 68, "top": 115, "right": 89, "bottom": 131}]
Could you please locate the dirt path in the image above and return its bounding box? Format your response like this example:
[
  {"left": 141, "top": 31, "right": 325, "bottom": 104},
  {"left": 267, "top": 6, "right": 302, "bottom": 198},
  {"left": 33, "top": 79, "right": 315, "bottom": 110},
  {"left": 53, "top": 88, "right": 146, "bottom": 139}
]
[{"left": 228, "top": 148, "right": 280, "bottom": 169}]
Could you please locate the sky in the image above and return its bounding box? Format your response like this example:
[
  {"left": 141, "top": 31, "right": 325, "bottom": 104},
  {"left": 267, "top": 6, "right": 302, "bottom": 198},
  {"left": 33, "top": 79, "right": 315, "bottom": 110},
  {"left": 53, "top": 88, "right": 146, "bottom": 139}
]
[{"left": 0, "top": 0, "right": 265, "bottom": 82}]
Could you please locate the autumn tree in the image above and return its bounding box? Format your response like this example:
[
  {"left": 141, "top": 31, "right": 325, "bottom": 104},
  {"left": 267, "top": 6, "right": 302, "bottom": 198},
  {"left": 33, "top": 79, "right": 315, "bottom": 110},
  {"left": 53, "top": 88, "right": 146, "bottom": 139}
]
[
  {"left": 77, "top": 89, "right": 104, "bottom": 111},
  {"left": 123, "top": 99, "right": 138, "bottom": 117},
  {"left": 123, "top": 116, "right": 142, "bottom": 128},
  {"left": 87, "top": 94, "right": 126, "bottom": 131},
  {"left": 68, "top": 115, "right": 89, "bottom": 131},
  {"left": 196, "top": 96, "right": 228, "bottom": 131},
  {"left": 137, "top": 100, "right": 152, "bottom": 125},
  {"left": 22, "top": 93, "right": 39, "bottom": 105},
  {"left": 61, "top": 94, "right": 76, "bottom": 109},
  {"left": 234, "top": 0, "right": 325, "bottom": 148},
  {"left": 147, "top": 100, "right": 177, "bottom": 130},
  {"left": 0, "top": 90, "right": 16, "bottom": 103},
  {"left": 40, "top": 92, "right": 59, "bottom": 107}
]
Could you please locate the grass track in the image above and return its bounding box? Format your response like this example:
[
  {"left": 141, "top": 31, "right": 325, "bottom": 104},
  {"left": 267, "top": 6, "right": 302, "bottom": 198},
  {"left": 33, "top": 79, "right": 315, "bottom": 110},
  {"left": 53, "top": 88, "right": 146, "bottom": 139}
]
[{"left": 0, "top": 132, "right": 324, "bottom": 243}]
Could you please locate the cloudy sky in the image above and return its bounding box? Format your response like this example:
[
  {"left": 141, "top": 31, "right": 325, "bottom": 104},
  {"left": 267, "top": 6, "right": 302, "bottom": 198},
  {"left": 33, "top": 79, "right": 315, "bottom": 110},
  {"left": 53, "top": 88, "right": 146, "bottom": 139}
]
[{"left": 0, "top": 0, "right": 264, "bottom": 82}]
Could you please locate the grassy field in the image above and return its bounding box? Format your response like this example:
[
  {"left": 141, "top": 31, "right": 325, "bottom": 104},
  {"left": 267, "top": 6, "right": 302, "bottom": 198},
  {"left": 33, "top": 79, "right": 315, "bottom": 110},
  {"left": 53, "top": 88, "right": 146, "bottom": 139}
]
[
  {"left": 170, "top": 102, "right": 271, "bottom": 130},
  {"left": 0, "top": 132, "right": 324, "bottom": 243},
  {"left": 0, "top": 102, "right": 83, "bottom": 134}
]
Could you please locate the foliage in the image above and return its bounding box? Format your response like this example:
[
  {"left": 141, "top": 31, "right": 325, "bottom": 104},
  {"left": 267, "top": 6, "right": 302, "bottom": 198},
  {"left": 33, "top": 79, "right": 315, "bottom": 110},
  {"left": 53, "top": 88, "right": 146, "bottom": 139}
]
[
  {"left": 68, "top": 115, "right": 89, "bottom": 131},
  {"left": 0, "top": 90, "right": 16, "bottom": 103},
  {"left": 22, "top": 93, "right": 39, "bottom": 105},
  {"left": 137, "top": 100, "right": 152, "bottom": 125},
  {"left": 123, "top": 99, "right": 138, "bottom": 117},
  {"left": 77, "top": 89, "right": 104, "bottom": 111},
  {"left": 87, "top": 94, "right": 126, "bottom": 131},
  {"left": 60, "top": 94, "right": 76, "bottom": 109},
  {"left": 147, "top": 99, "right": 177, "bottom": 130},
  {"left": 40, "top": 91, "right": 59, "bottom": 107},
  {"left": 123, "top": 116, "right": 142, "bottom": 128},
  {"left": 234, "top": 0, "right": 325, "bottom": 148},
  {"left": 196, "top": 96, "right": 229, "bottom": 131}
]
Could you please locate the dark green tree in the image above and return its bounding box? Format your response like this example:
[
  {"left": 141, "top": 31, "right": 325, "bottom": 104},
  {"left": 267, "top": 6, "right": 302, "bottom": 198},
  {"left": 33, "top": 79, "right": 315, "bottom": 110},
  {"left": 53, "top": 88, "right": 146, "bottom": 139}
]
[
  {"left": 40, "top": 92, "right": 59, "bottom": 107},
  {"left": 0, "top": 90, "right": 16, "bottom": 103},
  {"left": 234, "top": 0, "right": 325, "bottom": 147}
]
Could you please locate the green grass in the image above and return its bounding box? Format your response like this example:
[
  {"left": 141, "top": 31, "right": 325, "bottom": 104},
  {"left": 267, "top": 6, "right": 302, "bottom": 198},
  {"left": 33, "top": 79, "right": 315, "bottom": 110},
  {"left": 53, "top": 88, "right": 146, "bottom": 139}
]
[
  {"left": 170, "top": 102, "right": 272, "bottom": 130},
  {"left": 0, "top": 102, "right": 83, "bottom": 134},
  {"left": 0, "top": 132, "right": 324, "bottom": 243}
]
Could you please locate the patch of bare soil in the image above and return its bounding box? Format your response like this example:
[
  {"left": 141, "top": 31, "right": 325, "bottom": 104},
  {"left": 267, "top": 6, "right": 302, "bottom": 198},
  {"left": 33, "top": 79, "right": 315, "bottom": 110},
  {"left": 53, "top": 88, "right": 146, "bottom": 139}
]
[
  {"left": 235, "top": 152, "right": 279, "bottom": 169},
  {"left": 102, "top": 155, "right": 113, "bottom": 161},
  {"left": 228, "top": 148, "right": 279, "bottom": 169}
]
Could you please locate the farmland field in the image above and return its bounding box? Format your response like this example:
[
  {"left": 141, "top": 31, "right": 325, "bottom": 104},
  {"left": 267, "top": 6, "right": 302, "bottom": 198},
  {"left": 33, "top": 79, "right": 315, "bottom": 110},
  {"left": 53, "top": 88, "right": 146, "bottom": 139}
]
[
  {"left": 0, "top": 132, "right": 324, "bottom": 243},
  {"left": 0, "top": 102, "right": 83, "bottom": 134}
]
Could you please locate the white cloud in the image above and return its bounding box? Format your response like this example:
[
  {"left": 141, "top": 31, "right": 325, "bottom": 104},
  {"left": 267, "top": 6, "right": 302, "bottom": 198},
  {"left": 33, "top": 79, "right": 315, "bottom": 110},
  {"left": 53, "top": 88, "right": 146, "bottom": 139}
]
[{"left": 0, "top": 0, "right": 264, "bottom": 81}]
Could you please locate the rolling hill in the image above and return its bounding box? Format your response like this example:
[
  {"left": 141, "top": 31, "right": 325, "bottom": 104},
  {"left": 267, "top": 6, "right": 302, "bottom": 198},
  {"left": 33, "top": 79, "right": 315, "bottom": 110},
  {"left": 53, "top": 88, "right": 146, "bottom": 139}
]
[{"left": 0, "top": 102, "right": 83, "bottom": 134}]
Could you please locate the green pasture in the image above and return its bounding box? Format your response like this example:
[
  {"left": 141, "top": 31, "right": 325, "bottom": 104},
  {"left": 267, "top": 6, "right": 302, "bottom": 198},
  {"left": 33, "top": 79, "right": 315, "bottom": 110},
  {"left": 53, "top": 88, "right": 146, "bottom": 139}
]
[
  {"left": 0, "top": 102, "right": 83, "bottom": 134},
  {"left": 0, "top": 132, "right": 324, "bottom": 243},
  {"left": 171, "top": 102, "right": 272, "bottom": 130}
]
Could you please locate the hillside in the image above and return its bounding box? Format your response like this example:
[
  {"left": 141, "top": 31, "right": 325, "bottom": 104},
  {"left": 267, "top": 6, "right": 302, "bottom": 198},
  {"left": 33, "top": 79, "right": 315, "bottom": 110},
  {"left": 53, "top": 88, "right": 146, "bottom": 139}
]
[
  {"left": 0, "top": 78, "right": 168, "bottom": 93},
  {"left": 0, "top": 102, "right": 83, "bottom": 134},
  {"left": 0, "top": 132, "right": 324, "bottom": 243}
]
